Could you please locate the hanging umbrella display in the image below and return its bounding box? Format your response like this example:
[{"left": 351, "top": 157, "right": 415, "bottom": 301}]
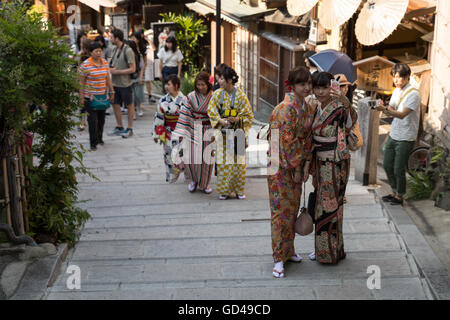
[
  {"left": 286, "top": 0, "right": 318, "bottom": 17},
  {"left": 318, "top": 0, "right": 362, "bottom": 30},
  {"left": 309, "top": 49, "right": 357, "bottom": 83},
  {"left": 355, "top": 0, "right": 410, "bottom": 46}
]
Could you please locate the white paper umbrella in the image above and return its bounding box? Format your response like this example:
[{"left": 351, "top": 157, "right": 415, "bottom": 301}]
[
  {"left": 355, "top": 0, "right": 410, "bottom": 46},
  {"left": 318, "top": 0, "right": 362, "bottom": 30},
  {"left": 286, "top": 0, "right": 319, "bottom": 17}
]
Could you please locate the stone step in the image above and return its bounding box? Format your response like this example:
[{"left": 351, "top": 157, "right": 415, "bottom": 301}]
[
  {"left": 80, "top": 218, "right": 393, "bottom": 242},
  {"left": 76, "top": 181, "right": 375, "bottom": 209},
  {"left": 46, "top": 276, "right": 431, "bottom": 300},
  {"left": 70, "top": 233, "right": 404, "bottom": 261},
  {"left": 84, "top": 204, "right": 385, "bottom": 229},
  {"left": 82, "top": 202, "right": 383, "bottom": 220},
  {"left": 51, "top": 250, "right": 419, "bottom": 288}
]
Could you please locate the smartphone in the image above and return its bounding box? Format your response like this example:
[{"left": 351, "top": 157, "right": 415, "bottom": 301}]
[
  {"left": 330, "top": 79, "right": 340, "bottom": 91},
  {"left": 368, "top": 100, "right": 379, "bottom": 109}
]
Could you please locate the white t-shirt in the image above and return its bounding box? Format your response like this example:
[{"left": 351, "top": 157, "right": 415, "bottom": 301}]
[
  {"left": 389, "top": 83, "right": 420, "bottom": 141},
  {"left": 157, "top": 48, "right": 183, "bottom": 67}
]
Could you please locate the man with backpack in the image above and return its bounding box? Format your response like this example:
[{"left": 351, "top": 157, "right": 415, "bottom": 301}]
[{"left": 108, "top": 28, "right": 136, "bottom": 138}]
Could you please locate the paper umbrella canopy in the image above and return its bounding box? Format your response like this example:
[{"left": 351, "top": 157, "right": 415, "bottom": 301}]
[
  {"left": 318, "top": 0, "right": 362, "bottom": 30},
  {"left": 286, "top": 0, "right": 318, "bottom": 17},
  {"left": 355, "top": 0, "right": 410, "bottom": 46}
]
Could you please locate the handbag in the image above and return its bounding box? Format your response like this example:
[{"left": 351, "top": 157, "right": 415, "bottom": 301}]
[
  {"left": 295, "top": 182, "right": 314, "bottom": 236},
  {"left": 347, "top": 121, "right": 363, "bottom": 151},
  {"left": 89, "top": 94, "right": 110, "bottom": 110}
]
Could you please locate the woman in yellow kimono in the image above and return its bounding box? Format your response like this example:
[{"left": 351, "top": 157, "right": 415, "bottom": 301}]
[
  {"left": 207, "top": 67, "right": 254, "bottom": 200},
  {"left": 267, "top": 67, "right": 315, "bottom": 278}
]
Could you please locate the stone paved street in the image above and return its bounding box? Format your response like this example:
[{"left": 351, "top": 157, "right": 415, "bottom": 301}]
[{"left": 44, "top": 101, "right": 436, "bottom": 300}]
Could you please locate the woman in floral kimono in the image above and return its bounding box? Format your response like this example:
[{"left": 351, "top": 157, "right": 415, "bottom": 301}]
[
  {"left": 267, "top": 67, "right": 315, "bottom": 278},
  {"left": 172, "top": 72, "right": 214, "bottom": 193},
  {"left": 310, "top": 72, "right": 357, "bottom": 264},
  {"left": 207, "top": 67, "right": 254, "bottom": 200},
  {"left": 152, "top": 74, "right": 186, "bottom": 183}
]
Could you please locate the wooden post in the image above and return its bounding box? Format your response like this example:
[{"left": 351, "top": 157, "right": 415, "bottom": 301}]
[
  {"left": 13, "top": 145, "right": 25, "bottom": 235},
  {"left": 2, "top": 157, "right": 11, "bottom": 226},
  {"left": 216, "top": 0, "right": 221, "bottom": 66},
  {"left": 18, "top": 145, "right": 29, "bottom": 233}
]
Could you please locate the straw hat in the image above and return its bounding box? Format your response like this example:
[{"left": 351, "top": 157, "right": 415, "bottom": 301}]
[{"left": 334, "top": 74, "right": 352, "bottom": 85}]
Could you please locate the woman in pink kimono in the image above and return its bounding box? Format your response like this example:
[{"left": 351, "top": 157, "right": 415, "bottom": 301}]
[{"left": 267, "top": 67, "right": 316, "bottom": 278}]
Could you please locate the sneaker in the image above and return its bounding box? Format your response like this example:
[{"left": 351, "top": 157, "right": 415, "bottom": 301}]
[
  {"left": 219, "top": 195, "right": 228, "bottom": 200},
  {"left": 237, "top": 194, "right": 246, "bottom": 200},
  {"left": 121, "top": 107, "right": 128, "bottom": 114},
  {"left": 149, "top": 96, "right": 157, "bottom": 103},
  {"left": 99, "top": 140, "right": 105, "bottom": 146},
  {"left": 309, "top": 252, "right": 316, "bottom": 261},
  {"left": 121, "top": 128, "right": 133, "bottom": 138},
  {"left": 382, "top": 194, "right": 395, "bottom": 202},
  {"left": 107, "top": 127, "right": 124, "bottom": 136},
  {"left": 138, "top": 111, "right": 144, "bottom": 117},
  {"left": 390, "top": 197, "right": 404, "bottom": 206}
]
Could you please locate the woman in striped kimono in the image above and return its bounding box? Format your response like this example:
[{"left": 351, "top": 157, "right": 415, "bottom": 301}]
[
  {"left": 310, "top": 72, "right": 357, "bottom": 264},
  {"left": 268, "top": 67, "right": 315, "bottom": 278},
  {"left": 152, "top": 74, "right": 186, "bottom": 183},
  {"left": 172, "top": 72, "right": 214, "bottom": 193},
  {"left": 207, "top": 67, "right": 254, "bottom": 200}
]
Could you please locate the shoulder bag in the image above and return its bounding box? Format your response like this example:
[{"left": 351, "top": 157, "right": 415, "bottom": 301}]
[{"left": 90, "top": 94, "right": 110, "bottom": 110}]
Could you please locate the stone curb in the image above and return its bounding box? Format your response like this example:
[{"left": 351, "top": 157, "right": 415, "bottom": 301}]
[
  {"left": 374, "top": 189, "right": 450, "bottom": 300},
  {"left": 47, "top": 243, "right": 69, "bottom": 288},
  {"left": 8, "top": 243, "right": 69, "bottom": 300}
]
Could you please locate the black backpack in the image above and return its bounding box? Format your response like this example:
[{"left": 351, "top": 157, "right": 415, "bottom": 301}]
[{"left": 129, "top": 46, "right": 141, "bottom": 80}]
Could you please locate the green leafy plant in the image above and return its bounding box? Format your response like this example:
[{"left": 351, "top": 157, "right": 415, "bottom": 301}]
[
  {"left": 0, "top": 1, "right": 92, "bottom": 246},
  {"left": 160, "top": 12, "right": 208, "bottom": 71},
  {"left": 405, "top": 171, "right": 434, "bottom": 200},
  {"left": 180, "top": 67, "right": 202, "bottom": 96}
]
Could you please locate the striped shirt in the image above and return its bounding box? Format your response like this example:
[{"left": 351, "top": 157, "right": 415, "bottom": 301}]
[{"left": 79, "top": 57, "right": 110, "bottom": 98}]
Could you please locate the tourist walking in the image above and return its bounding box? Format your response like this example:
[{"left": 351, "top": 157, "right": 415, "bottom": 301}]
[
  {"left": 207, "top": 67, "right": 254, "bottom": 200},
  {"left": 172, "top": 71, "right": 215, "bottom": 194},
  {"left": 108, "top": 28, "right": 136, "bottom": 138},
  {"left": 128, "top": 39, "right": 145, "bottom": 118},
  {"left": 376, "top": 63, "right": 420, "bottom": 206},
  {"left": 157, "top": 36, "right": 183, "bottom": 84},
  {"left": 267, "top": 67, "right": 315, "bottom": 278},
  {"left": 152, "top": 74, "right": 186, "bottom": 183},
  {"left": 141, "top": 30, "right": 157, "bottom": 103},
  {"left": 79, "top": 41, "right": 114, "bottom": 151},
  {"left": 310, "top": 72, "right": 357, "bottom": 264}
]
